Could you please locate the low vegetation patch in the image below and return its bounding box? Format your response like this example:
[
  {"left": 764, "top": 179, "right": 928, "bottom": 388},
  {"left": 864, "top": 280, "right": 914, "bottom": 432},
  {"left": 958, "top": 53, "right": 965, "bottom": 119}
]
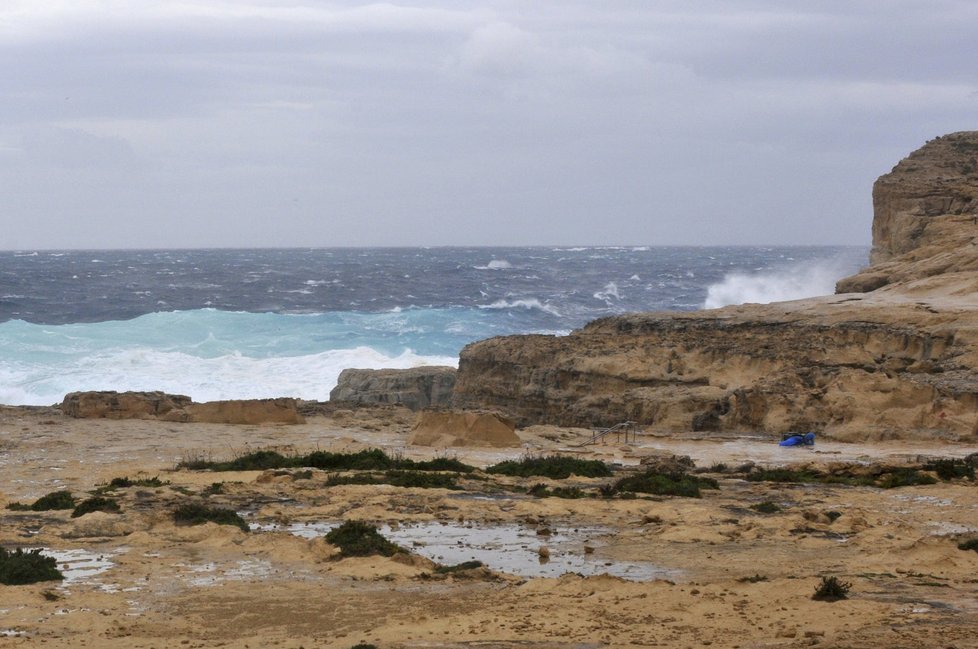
[
  {"left": 923, "top": 458, "right": 975, "bottom": 481},
  {"left": 172, "top": 503, "right": 249, "bottom": 532},
  {"left": 737, "top": 574, "right": 769, "bottom": 583},
  {"left": 178, "top": 448, "right": 476, "bottom": 474},
  {"left": 750, "top": 501, "right": 781, "bottom": 514},
  {"left": 434, "top": 560, "right": 484, "bottom": 574},
  {"left": 96, "top": 476, "right": 168, "bottom": 493},
  {"left": 958, "top": 538, "right": 978, "bottom": 553},
  {"left": 527, "top": 483, "right": 587, "bottom": 499},
  {"left": 609, "top": 470, "right": 719, "bottom": 498},
  {"left": 325, "top": 471, "right": 461, "bottom": 490},
  {"left": 486, "top": 454, "right": 612, "bottom": 480},
  {"left": 0, "top": 548, "right": 64, "bottom": 585},
  {"left": 746, "top": 465, "right": 940, "bottom": 489},
  {"left": 71, "top": 496, "right": 120, "bottom": 518},
  {"left": 6, "top": 490, "right": 76, "bottom": 512},
  {"left": 325, "top": 521, "right": 403, "bottom": 558},
  {"left": 812, "top": 576, "right": 851, "bottom": 601}
]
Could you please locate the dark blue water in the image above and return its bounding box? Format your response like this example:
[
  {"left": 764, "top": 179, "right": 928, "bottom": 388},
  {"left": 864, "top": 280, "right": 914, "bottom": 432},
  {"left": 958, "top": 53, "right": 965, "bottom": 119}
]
[{"left": 0, "top": 246, "right": 866, "bottom": 405}]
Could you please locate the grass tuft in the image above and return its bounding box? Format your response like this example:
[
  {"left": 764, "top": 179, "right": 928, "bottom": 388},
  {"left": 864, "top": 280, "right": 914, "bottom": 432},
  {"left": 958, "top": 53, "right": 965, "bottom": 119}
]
[
  {"left": 750, "top": 501, "right": 781, "bottom": 514},
  {"left": 812, "top": 576, "right": 851, "bottom": 601}
]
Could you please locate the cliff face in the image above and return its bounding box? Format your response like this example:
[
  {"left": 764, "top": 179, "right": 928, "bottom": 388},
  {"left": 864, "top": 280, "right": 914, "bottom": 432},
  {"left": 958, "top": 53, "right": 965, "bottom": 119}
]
[
  {"left": 454, "top": 133, "right": 978, "bottom": 441},
  {"left": 837, "top": 132, "right": 978, "bottom": 293}
]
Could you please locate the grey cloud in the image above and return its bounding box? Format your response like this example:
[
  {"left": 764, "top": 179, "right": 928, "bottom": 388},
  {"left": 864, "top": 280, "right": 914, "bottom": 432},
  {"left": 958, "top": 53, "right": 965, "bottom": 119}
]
[{"left": 1, "top": 1, "right": 975, "bottom": 249}]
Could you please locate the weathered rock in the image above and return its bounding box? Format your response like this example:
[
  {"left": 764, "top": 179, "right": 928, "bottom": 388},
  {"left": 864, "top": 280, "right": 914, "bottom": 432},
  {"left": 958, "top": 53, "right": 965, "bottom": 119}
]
[
  {"left": 837, "top": 131, "right": 978, "bottom": 293},
  {"left": 62, "top": 391, "right": 192, "bottom": 419},
  {"left": 61, "top": 391, "right": 304, "bottom": 424},
  {"left": 408, "top": 409, "right": 521, "bottom": 447},
  {"left": 171, "top": 398, "right": 305, "bottom": 425},
  {"left": 329, "top": 366, "right": 456, "bottom": 410},
  {"left": 453, "top": 133, "right": 978, "bottom": 441}
]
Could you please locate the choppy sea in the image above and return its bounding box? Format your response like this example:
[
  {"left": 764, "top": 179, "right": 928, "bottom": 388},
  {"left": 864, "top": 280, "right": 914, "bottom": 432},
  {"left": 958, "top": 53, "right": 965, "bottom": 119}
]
[{"left": 0, "top": 247, "right": 866, "bottom": 406}]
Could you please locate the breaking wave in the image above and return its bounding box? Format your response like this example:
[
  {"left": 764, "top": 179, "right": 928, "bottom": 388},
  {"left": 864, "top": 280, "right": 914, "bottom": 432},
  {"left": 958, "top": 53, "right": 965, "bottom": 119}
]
[{"left": 702, "top": 255, "right": 864, "bottom": 309}]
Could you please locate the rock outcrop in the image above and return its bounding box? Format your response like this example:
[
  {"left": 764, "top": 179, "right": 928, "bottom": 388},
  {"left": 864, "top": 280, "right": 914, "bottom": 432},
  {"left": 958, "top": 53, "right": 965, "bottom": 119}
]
[
  {"left": 454, "top": 132, "right": 978, "bottom": 441},
  {"left": 329, "top": 366, "right": 456, "bottom": 410},
  {"left": 61, "top": 391, "right": 305, "bottom": 424},
  {"left": 408, "top": 410, "right": 521, "bottom": 447}
]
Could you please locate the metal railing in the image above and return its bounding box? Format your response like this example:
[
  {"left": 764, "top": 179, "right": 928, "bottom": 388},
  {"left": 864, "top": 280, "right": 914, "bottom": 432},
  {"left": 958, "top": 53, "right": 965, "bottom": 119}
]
[{"left": 575, "top": 421, "right": 639, "bottom": 446}]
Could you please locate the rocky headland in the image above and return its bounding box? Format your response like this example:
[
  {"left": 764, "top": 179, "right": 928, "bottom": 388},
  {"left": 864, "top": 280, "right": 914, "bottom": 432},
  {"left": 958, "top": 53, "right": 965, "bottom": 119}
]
[{"left": 453, "top": 132, "right": 978, "bottom": 441}]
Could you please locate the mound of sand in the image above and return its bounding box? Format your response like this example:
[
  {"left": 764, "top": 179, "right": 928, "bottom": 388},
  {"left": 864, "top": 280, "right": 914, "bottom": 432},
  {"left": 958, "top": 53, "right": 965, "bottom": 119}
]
[{"left": 408, "top": 410, "right": 521, "bottom": 448}]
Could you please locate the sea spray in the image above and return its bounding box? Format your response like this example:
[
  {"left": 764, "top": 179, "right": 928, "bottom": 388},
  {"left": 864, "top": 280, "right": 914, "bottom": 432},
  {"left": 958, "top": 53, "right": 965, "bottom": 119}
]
[{"left": 702, "top": 254, "right": 865, "bottom": 309}]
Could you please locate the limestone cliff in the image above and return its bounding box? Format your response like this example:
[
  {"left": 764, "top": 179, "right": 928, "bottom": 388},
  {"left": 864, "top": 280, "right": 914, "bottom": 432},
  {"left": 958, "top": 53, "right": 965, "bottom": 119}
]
[{"left": 454, "top": 133, "right": 978, "bottom": 441}]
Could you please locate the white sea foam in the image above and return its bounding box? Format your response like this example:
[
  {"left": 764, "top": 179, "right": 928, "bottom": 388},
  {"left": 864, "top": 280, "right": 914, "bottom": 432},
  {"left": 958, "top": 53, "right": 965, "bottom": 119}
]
[
  {"left": 593, "top": 282, "right": 621, "bottom": 304},
  {"left": 703, "top": 256, "right": 861, "bottom": 309},
  {"left": 474, "top": 259, "right": 512, "bottom": 270},
  {"left": 479, "top": 298, "right": 562, "bottom": 318},
  {"left": 1, "top": 346, "right": 457, "bottom": 406}
]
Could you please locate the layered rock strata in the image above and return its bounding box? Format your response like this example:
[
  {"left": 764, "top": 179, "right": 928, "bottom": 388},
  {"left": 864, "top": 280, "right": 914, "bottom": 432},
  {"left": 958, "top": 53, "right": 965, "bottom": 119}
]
[
  {"left": 329, "top": 366, "right": 456, "bottom": 410},
  {"left": 454, "top": 132, "right": 978, "bottom": 441}
]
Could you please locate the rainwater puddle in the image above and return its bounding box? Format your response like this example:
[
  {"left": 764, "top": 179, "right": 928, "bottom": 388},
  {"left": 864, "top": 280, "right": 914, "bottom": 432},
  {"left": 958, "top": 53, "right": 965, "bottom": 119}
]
[
  {"left": 175, "top": 559, "right": 275, "bottom": 587},
  {"left": 253, "top": 520, "right": 676, "bottom": 581},
  {"left": 40, "top": 547, "right": 123, "bottom": 586}
]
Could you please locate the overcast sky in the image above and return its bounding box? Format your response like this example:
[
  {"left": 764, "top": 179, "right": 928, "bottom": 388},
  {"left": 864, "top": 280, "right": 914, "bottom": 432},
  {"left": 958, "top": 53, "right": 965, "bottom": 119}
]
[{"left": 1, "top": 1, "right": 975, "bottom": 249}]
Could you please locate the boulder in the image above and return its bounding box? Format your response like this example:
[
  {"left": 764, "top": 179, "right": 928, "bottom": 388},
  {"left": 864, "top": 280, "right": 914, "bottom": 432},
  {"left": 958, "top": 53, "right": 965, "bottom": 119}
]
[
  {"left": 408, "top": 410, "right": 521, "bottom": 448},
  {"left": 329, "top": 366, "right": 456, "bottom": 410},
  {"left": 61, "top": 391, "right": 192, "bottom": 419}
]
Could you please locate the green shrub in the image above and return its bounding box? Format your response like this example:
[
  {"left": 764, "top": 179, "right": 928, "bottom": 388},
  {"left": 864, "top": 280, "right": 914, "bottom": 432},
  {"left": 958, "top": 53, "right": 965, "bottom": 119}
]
[
  {"left": 486, "top": 454, "right": 612, "bottom": 479},
  {"left": 812, "top": 576, "right": 851, "bottom": 601},
  {"left": 0, "top": 548, "right": 64, "bottom": 585},
  {"left": 71, "top": 496, "right": 120, "bottom": 518},
  {"left": 173, "top": 503, "right": 249, "bottom": 532},
  {"left": 325, "top": 521, "right": 403, "bottom": 557},
  {"left": 527, "top": 483, "right": 587, "bottom": 499},
  {"left": 611, "top": 471, "right": 718, "bottom": 498},
  {"left": 750, "top": 501, "right": 781, "bottom": 514},
  {"left": 6, "top": 490, "right": 77, "bottom": 512}
]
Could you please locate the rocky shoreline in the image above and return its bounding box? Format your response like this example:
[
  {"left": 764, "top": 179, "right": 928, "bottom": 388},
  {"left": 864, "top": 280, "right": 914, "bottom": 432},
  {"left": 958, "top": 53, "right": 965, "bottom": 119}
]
[
  {"left": 2, "top": 133, "right": 978, "bottom": 648},
  {"left": 453, "top": 132, "right": 978, "bottom": 442}
]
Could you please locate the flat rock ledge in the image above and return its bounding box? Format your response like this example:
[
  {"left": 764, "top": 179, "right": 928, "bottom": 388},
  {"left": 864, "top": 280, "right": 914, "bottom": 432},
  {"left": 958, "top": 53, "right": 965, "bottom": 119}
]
[{"left": 61, "top": 391, "right": 305, "bottom": 425}]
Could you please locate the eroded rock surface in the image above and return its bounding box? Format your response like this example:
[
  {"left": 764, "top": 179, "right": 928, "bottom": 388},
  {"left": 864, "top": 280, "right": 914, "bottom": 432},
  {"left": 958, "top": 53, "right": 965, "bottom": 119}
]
[
  {"left": 454, "top": 133, "right": 978, "bottom": 441},
  {"left": 408, "top": 409, "right": 520, "bottom": 447},
  {"left": 61, "top": 391, "right": 304, "bottom": 424},
  {"left": 329, "top": 366, "right": 456, "bottom": 410}
]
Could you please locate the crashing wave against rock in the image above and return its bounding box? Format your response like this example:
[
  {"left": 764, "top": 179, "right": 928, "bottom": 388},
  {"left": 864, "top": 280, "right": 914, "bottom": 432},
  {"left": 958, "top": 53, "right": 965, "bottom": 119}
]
[{"left": 453, "top": 132, "right": 978, "bottom": 441}]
